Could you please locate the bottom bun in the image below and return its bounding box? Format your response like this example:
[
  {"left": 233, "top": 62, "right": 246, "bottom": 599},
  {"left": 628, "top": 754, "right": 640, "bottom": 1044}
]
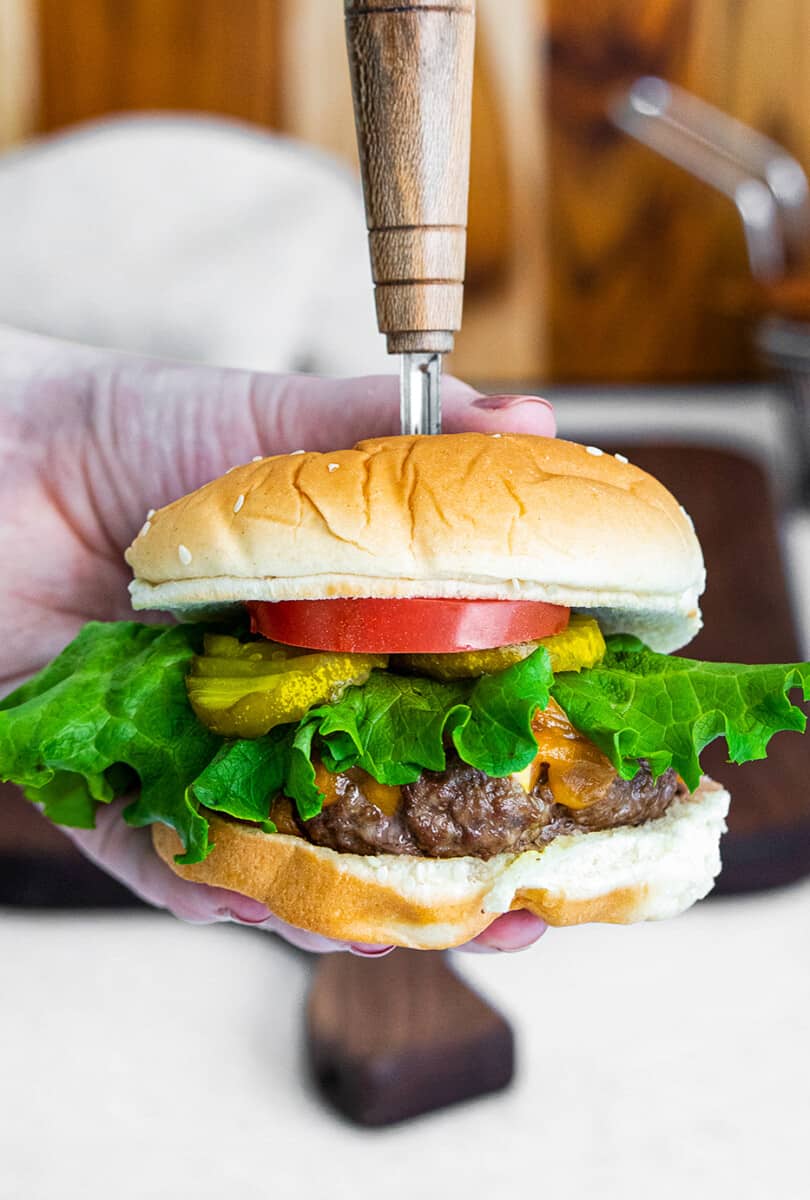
[{"left": 152, "top": 778, "right": 729, "bottom": 950}]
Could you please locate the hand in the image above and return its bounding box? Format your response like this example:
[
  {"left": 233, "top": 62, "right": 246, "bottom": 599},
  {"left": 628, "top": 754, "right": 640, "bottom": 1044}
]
[{"left": 0, "top": 325, "right": 556, "bottom": 954}]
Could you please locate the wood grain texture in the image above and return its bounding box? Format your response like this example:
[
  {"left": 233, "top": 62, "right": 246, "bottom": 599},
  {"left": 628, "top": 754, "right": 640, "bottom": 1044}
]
[
  {"left": 306, "top": 948, "right": 513, "bottom": 1125},
  {"left": 36, "top": 0, "right": 281, "bottom": 130},
  {"left": 19, "top": 0, "right": 810, "bottom": 381},
  {"left": 546, "top": 0, "right": 741, "bottom": 383},
  {"left": 277, "top": 0, "right": 359, "bottom": 166},
  {"left": 451, "top": 0, "right": 546, "bottom": 380},
  {"left": 277, "top": 0, "right": 533, "bottom": 376},
  {"left": 546, "top": 0, "right": 810, "bottom": 383},
  {"left": 344, "top": 0, "right": 475, "bottom": 352},
  {"left": 0, "top": 0, "right": 39, "bottom": 148}
]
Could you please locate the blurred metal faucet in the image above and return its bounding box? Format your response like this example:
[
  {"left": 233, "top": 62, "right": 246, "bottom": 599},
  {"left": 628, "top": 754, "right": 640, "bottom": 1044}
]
[
  {"left": 611, "top": 76, "right": 810, "bottom": 282},
  {"left": 612, "top": 77, "right": 810, "bottom": 504}
]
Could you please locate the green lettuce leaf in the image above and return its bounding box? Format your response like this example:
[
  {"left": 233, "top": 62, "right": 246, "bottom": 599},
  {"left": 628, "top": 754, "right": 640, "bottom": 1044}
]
[
  {"left": 34, "top": 772, "right": 100, "bottom": 828},
  {"left": 3, "top": 620, "right": 809, "bottom": 867},
  {"left": 191, "top": 728, "right": 293, "bottom": 832},
  {"left": 451, "top": 647, "right": 553, "bottom": 769},
  {"left": 550, "top": 634, "right": 810, "bottom": 792},
  {"left": 285, "top": 649, "right": 554, "bottom": 813},
  {"left": 0, "top": 622, "right": 222, "bottom": 863}
]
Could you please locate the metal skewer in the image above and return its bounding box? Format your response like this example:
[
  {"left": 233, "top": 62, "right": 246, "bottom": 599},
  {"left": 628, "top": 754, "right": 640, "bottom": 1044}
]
[
  {"left": 400, "top": 352, "right": 442, "bottom": 436},
  {"left": 343, "top": 0, "right": 475, "bottom": 436}
]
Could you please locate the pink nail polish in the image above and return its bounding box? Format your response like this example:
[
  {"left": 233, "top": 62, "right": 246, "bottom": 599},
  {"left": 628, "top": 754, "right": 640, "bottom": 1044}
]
[
  {"left": 223, "top": 901, "right": 272, "bottom": 924},
  {"left": 472, "top": 393, "right": 552, "bottom": 411},
  {"left": 349, "top": 944, "right": 395, "bottom": 958}
]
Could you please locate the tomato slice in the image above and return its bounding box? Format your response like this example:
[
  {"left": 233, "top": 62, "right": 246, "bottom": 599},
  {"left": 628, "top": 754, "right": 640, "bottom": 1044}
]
[{"left": 247, "top": 598, "right": 570, "bottom": 654}]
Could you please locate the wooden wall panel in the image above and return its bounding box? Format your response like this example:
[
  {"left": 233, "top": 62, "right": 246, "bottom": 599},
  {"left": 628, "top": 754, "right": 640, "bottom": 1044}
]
[
  {"left": 454, "top": 0, "right": 545, "bottom": 381},
  {"left": 2, "top": 0, "right": 807, "bottom": 383},
  {"left": 546, "top": 0, "right": 810, "bottom": 382},
  {"left": 278, "top": 0, "right": 358, "bottom": 167},
  {"left": 0, "top": 0, "right": 39, "bottom": 148},
  {"left": 36, "top": 0, "right": 282, "bottom": 131}
]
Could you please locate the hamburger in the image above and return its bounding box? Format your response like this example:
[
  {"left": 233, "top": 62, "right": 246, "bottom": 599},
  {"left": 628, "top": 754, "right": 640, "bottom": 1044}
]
[{"left": 2, "top": 432, "right": 808, "bottom": 949}]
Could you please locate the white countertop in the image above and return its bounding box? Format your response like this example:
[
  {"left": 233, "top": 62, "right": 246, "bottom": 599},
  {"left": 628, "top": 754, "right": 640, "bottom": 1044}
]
[
  {"left": 2, "top": 879, "right": 809, "bottom": 1200},
  {"left": 3, "top": 386, "right": 810, "bottom": 1200}
]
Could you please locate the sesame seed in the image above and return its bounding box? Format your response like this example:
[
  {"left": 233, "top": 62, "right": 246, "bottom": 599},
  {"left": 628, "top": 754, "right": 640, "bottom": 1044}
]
[
  {"left": 233, "top": 494, "right": 245, "bottom": 514},
  {"left": 178, "top": 544, "right": 192, "bottom": 565},
  {"left": 491, "top": 433, "right": 502, "bottom": 438},
  {"left": 252, "top": 455, "right": 263, "bottom": 463},
  {"left": 290, "top": 449, "right": 305, "bottom": 455},
  {"left": 327, "top": 463, "right": 339, "bottom": 472},
  {"left": 139, "top": 520, "right": 151, "bottom": 537},
  {"left": 614, "top": 453, "right": 628, "bottom": 464},
  {"left": 585, "top": 445, "right": 604, "bottom": 456},
  {"left": 146, "top": 508, "right": 156, "bottom": 520}
]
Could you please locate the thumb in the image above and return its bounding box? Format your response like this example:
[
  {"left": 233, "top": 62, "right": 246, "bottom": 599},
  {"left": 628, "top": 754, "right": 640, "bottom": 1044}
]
[
  {"left": 242, "top": 375, "right": 556, "bottom": 451},
  {"left": 99, "top": 361, "right": 556, "bottom": 539}
]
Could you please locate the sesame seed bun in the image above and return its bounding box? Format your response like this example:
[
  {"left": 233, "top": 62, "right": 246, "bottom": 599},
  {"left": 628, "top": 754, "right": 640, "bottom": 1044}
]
[
  {"left": 152, "top": 778, "right": 729, "bottom": 950},
  {"left": 125, "top": 433, "right": 705, "bottom": 652}
]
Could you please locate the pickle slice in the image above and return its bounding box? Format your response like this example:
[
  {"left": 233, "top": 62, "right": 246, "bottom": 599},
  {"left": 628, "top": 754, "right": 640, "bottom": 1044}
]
[
  {"left": 398, "top": 614, "right": 605, "bottom": 679},
  {"left": 202, "top": 634, "right": 296, "bottom": 661},
  {"left": 192, "top": 656, "right": 291, "bottom": 679},
  {"left": 187, "top": 644, "right": 387, "bottom": 737},
  {"left": 541, "top": 614, "right": 606, "bottom": 673}
]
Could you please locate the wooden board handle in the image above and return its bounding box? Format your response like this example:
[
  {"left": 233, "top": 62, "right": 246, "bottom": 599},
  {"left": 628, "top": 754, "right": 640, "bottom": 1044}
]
[
  {"left": 306, "top": 949, "right": 513, "bottom": 1125},
  {"left": 344, "top": 0, "right": 475, "bottom": 354}
]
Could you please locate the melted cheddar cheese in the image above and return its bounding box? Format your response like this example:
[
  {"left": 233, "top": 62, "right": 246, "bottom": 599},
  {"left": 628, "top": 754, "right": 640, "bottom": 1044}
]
[
  {"left": 520, "top": 697, "right": 617, "bottom": 808},
  {"left": 307, "top": 697, "right": 616, "bottom": 820},
  {"left": 313, "top": 762, "right": 401, "bottom": 815}
]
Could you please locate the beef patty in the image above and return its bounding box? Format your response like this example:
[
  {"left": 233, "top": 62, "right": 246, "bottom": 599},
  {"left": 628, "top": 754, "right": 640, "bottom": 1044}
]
[{"left": 294, "top": 756, "right": 685, "bottom": 860}]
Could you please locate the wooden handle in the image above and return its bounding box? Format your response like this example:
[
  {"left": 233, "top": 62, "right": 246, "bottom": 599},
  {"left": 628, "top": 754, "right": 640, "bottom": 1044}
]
[{"left": 344, "top": 0, "right": 475, "bottom": 354}]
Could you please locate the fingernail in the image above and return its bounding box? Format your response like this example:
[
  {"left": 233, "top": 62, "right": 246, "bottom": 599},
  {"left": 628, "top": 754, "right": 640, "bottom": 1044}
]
[
  {"left": 222, "top": 900, "right": 272, "bottom": 924},
  {"left": 349, "top": 944, "right": 395, "bottom": 958},
  {"left": 472, "top": 394, "right": 552, "bottom": 412},
  {"left": 468, "top": 911, "right": 549, "bottom": 953},
  {"left": 489, "top": 926, "right": 549, "bottom": 953}
]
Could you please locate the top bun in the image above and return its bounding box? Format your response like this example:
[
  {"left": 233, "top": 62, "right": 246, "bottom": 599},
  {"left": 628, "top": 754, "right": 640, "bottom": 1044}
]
[{"left": 126, "top": 433, "right": 705, "bottom": 651}]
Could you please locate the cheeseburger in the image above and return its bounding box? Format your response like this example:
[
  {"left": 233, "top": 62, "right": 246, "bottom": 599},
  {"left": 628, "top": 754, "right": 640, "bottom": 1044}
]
[{"left": 2, "top": 433, "right": 809, "bottom": 948}]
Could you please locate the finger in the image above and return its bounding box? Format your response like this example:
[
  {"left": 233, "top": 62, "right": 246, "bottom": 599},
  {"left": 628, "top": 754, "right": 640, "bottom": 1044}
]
[
  {"left": 248, "top": 376, "right": 556, "bottom": 451},
  {"left": 456, "top": 910, "right": 548, "bottom": 954},
  {"left": 64, "top": 801, "right": 271, "bottom": 922},
  {"left": 245, "top": 372, "right": 482, "bottom": 454},
  {"left": 101, "top": 361, "right": 557, "bottom": 546},
  {"left": 63, "top": 800, "right": 377, "bottom": 952}
]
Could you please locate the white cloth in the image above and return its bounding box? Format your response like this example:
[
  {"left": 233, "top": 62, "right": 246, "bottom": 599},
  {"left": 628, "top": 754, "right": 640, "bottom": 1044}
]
[{"left": 0, "top": 115, "right": 388, "bottom": 375}]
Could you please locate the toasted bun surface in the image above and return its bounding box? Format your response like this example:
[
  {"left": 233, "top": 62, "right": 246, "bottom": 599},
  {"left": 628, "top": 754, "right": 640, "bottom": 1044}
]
[
  {"left": 152, "top": 778, "right": 728, "bottom": 949},
  {"left": 126, "top": 434, "right": 705, "bottom": 652}
]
